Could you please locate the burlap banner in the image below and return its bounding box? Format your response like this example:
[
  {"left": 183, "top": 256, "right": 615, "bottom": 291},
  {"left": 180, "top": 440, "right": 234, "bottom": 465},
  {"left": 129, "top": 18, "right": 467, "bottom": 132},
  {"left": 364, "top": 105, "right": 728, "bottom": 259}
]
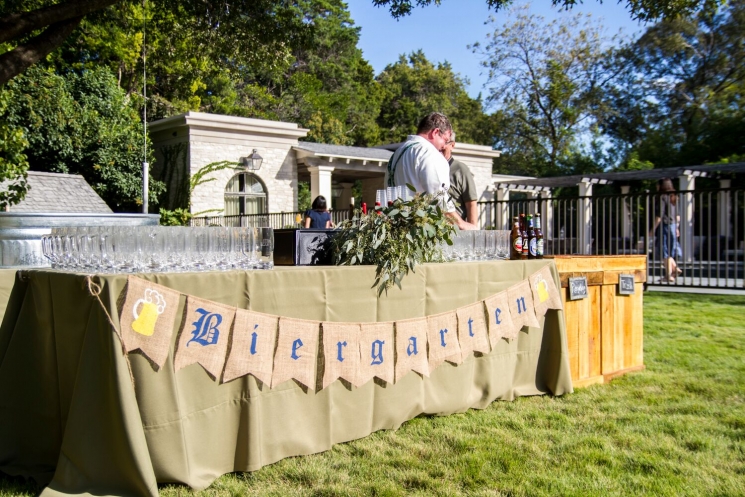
[
  {"left": 394, "top": 317, "right": 430, "bottom": 382},
  {"left": 223, "top": 309, "right": 278, "bottom": 385},
  {"left": 359, "top": 322, "right": 395, "bottom": 385},
  {"left": 426, "top": 311, "right": 461, "bottom": 371},
  {"left": 456, "top": 302, "right": 490, "bottom": 360},
  {"left": 507, "top": 280, "right": 540, "bottom": 333},
  {"left": 118, "top": 276, "right": 181, "bottom": 369},
  {"left": 272, "top": 317, "right": 320, "bottom": 389},
  {"left": 530, "top": 264, "right": 563, "bottom": 317},
  {"left": 321, "top": 323, "right": 362, "bottom": 389},
  {"left": 483, "top": 292, "right": 517, "bottom": 344},
  {"left": 174, "top": 296, "right": 236, "bottom": 379}
]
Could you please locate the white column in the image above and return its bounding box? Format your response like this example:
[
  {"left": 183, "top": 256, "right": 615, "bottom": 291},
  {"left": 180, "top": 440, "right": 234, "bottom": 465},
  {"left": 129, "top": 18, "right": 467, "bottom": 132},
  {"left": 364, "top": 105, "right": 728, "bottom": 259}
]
[
  {"left": 497, "top": 187, "right": 510, "bottom": 231},
  {"left": 339, "top": 182, "right": 354, "bottom": 210},
  {"left": 540, "top": 190, "right": 553, "bottom": 243},
  {"left": 307, "top": 165, "right": 335, "bottom": 205},
  {"left": 678, "top": 173, "right": 695, "bottom": 263},
  {"left": 620, "top": 185, "right": 631, "bottom": 239},
  {"left": 579, "top": 181, "right": 593, "bottom": 255},
  {"left": 718, "top": 179, "right": 731, "bottom": 239}
]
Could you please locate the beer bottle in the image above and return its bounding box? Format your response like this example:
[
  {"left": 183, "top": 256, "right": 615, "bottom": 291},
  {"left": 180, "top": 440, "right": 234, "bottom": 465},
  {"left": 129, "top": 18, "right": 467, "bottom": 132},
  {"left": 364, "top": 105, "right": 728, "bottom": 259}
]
[
  {"left": 527, "top": 215, "right": 536, "bottom": 259},
  {"left": 535, "top": 214, "right": 544, "bottom": 259},
  {"left": 519, "top": 214, "right": 528, "bottom": 259},
  {"left": 510, "top": 216, "right": 522, "bottom": 260}
]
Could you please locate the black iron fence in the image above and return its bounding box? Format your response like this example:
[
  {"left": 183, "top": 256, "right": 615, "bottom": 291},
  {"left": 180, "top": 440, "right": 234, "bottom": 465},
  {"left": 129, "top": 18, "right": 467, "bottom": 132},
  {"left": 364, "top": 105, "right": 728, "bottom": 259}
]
[
  {"left": 190, "top": 188, "right": 744, "bottom": 289},
  {"left": 477, "top": 187, "right": 745, "bottom": 289}
]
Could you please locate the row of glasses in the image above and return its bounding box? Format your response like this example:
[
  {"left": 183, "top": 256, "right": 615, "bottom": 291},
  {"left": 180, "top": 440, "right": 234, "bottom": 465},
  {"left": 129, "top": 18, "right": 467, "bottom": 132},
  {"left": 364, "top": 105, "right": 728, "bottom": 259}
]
[
  {"left": 441, "top": 230, "right": 511, "bottom": 262},
  {"left": 41, "top": 226, "right": 275, "bottom": 273}
]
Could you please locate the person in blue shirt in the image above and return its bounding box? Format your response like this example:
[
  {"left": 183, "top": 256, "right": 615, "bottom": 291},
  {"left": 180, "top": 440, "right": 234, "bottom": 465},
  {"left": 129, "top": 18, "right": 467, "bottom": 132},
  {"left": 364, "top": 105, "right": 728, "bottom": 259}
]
[{"left": 304, "top": 195, "right": 333, "bottom": 229}]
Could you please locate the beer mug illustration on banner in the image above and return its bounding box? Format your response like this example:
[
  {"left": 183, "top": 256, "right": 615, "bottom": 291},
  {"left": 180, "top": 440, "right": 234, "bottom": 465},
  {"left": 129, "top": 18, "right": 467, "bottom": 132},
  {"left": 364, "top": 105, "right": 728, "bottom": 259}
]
[
  {"left": 132, "top": 288, "right": 167, "bottom": 336},
  {"left": 534, "top": 274, "right": 550, "bottom": 303}
]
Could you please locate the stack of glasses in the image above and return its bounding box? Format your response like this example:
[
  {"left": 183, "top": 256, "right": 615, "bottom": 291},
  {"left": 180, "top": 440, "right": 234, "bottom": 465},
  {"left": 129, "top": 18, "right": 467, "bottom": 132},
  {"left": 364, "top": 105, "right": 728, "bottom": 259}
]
[
  {"left": 375, "top": 186, "right": 414, "bottom": 207},
  {"left": 441, "top": 230, "right": 512, "bottom": 261},
  {"left": 40, "top": 226, "right": 274, "bottom": 273}
]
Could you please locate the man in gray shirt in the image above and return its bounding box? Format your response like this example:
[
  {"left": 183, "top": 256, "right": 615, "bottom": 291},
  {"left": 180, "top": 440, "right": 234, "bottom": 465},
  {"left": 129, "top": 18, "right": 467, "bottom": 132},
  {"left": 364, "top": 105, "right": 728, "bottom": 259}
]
[{"left": 442, "top": 133, "right": 478, "bottom": 224}]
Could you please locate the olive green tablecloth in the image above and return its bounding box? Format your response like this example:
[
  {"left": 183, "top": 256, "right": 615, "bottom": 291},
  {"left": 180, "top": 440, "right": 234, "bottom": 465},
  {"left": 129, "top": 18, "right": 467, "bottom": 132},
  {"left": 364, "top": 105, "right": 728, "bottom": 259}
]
[{"left": 0, "top": 260, "right": 572, "bottom": 496}]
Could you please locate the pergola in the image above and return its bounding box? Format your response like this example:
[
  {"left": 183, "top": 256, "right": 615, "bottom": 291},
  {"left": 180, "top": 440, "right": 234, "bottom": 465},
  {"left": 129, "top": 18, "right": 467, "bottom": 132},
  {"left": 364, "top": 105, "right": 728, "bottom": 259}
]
[{"left": 493, "top": 162, "right": 745, "bottom": 257}]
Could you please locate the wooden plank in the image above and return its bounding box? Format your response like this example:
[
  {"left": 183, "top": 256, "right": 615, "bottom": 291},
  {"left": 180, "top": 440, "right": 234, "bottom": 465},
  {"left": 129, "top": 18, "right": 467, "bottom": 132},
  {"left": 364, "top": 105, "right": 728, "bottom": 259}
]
[
  {"left": 577, "top": 292, "right": 590, "bottom": 380},
  {"left": 562, "top": 291, "right": 580, "bottom": 381},
  {"left": 604, "top": 364, "right": 645, "bottom": 382},
  {"left": 613, "top": 284, "right": 624, "bottom": 372},
  {"left": 631, "top": 286, "right": 644, "bottom": 368},
  {"left": 550, "top": 255, "right": 647, "bottom": 273},
  {"left": 602, "top": 269, "right": 647, "bottom": 285},
  {"left": 559, "top": 271, "right": 605, "bottom": 288},
  {"left": 573, "top": 375, "right": 605, "bottom": 389},
  {"left": 588, "top": 286, "right": 602, "bottom": 379},
  {"left": 622, "top": 286, "right": 635, "bottom": 369}
]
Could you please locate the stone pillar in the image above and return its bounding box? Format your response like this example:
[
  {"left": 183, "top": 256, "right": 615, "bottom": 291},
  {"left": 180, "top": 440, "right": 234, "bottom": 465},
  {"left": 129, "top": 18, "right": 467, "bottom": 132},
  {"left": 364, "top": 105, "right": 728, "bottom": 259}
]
[
  {"left": 718, "top": 179, "right": 731, "bottom": 239},
  {"left": 540, "top": 190, "right": 553, "bottom": 244},
  {"left": 678, "top": 173, "right": 695, "bottom": 263},
  {"left": 496, "top": 187, "right": 510, "bottom": 231},
  {"left": 579, "top": 181, "right": 593, "bottom": 255},
  {"left": 620, "top": 185, "right": 631, "bottom": 239},
  {"left": 308, "top": 165, "right": 335, "bottom": 205}
]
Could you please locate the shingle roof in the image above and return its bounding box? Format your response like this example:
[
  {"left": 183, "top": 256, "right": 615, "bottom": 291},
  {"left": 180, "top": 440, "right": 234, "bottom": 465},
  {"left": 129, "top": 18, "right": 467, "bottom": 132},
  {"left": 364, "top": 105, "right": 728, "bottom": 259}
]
[
  {"left": 295, "top": 142, "right": 393, "bottom": 161},
  {"left": 7, "top": 171, "right": 112, "bottom": 213}
]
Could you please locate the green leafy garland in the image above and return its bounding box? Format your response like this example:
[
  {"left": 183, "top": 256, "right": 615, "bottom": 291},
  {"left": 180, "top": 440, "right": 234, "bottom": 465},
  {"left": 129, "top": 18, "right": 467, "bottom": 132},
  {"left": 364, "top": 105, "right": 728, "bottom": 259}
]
[{"left": 333, "top": 187, "right": 457, "bottom": 296}]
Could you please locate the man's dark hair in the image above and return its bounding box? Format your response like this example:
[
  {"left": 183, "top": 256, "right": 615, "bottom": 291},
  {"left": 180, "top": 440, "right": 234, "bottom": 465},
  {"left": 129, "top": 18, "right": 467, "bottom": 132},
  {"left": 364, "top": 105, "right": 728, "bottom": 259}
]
[{"left": 416, "top": 112, "right": 452, "bottom": 136}]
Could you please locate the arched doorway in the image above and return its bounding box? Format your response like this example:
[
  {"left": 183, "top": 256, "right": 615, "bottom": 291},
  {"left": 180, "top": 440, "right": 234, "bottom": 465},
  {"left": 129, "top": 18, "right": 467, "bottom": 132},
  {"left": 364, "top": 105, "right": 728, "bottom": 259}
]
[{"left": 225, "top": 173, "right": 267, "bottom": 216}]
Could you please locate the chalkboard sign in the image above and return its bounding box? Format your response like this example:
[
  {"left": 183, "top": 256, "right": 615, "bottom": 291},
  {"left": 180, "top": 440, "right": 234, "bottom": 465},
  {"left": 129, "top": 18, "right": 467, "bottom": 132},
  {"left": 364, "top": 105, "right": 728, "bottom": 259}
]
[
  {"left": 568, "top": 276, "right": 589, "bottom": 300},
  {"left": 618, "top": 274, "right": 636, "bottom": 295}
]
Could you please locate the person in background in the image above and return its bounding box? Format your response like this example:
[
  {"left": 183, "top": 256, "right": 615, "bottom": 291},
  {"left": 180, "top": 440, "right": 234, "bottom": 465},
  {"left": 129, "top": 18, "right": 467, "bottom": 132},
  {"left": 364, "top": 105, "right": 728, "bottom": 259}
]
[
  {"left": 442, "top": 132, "right": 478, "bottom": 225},
  {"left": 304, "top": 195, "right": 334, "bottom": 229},
  {"left": 650, "top": 178, "right": 682, "bottom": 282},
  {"left": 384, "top": 112, "right": 477, "bottom": 230}
]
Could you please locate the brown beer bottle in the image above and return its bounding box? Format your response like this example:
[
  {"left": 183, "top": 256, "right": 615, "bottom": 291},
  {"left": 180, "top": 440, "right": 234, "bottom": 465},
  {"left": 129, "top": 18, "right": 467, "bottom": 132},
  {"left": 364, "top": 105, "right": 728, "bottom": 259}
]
[
  {"left": 535, "top": 214, "right": 544, "bottom": 259},
  {"left": 510, "top": 216, "right": 522, "bottom": 260},
  {"left": 519, "top": 214, "right": 528, "bottom": 259},
  {"left": 527, "top": 214, "right": 536, "bottom": 259}
]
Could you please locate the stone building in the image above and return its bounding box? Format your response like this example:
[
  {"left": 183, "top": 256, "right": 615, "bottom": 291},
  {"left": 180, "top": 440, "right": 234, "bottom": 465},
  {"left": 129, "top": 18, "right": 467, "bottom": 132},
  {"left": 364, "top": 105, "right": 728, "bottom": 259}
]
[{"left": 148, "top": 112, "right": 504, "bottom": 216}]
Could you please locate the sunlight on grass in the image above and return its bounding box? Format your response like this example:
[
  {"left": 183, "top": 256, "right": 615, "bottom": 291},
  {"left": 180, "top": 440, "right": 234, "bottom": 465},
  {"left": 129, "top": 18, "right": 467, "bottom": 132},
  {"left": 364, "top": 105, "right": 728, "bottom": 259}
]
[{"left": 2, "top": 292, "right": 744, "bottom": 496}]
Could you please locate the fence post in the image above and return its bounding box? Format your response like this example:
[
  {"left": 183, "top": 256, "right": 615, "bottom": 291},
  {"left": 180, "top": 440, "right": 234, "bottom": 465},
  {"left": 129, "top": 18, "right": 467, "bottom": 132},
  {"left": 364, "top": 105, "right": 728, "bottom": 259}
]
[
  {"left": 540, "top": 190, "right": 553, "bottom": 244},
  {"left": 579, "top": 180, "right": 593, "bottom": 255},
  {"left": 718, "top": 179, "right": 731, "bottom": 240},
  {"left": 497, "top": 187, "right": 510, "bottom": 231},
  {"left": 620, "top": 185, "right": 632, "bottom": 239},
  {"left": 678, "top": 173, "right": 696, "bottom": 263}
]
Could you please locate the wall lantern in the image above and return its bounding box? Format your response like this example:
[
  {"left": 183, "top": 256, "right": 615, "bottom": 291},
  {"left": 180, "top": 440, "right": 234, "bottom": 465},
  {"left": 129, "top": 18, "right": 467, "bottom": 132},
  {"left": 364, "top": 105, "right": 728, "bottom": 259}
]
[
  {"left": 332, "top": 184, "right": 344, "bottom": 199},
  {"left": 242, "top": 149, "right": 263, "bottom": 171}
]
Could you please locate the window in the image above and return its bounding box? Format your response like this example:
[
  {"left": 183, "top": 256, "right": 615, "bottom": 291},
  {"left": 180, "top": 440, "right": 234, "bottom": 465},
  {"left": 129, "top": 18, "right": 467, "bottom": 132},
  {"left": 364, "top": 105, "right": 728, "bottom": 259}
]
[{"left": 225, "top": 173, "right": 267, "bottom": 216}]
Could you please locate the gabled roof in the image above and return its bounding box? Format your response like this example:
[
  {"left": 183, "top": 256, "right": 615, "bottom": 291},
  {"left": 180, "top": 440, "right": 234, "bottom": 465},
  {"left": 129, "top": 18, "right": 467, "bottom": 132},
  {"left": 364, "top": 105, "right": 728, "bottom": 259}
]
[{"left": 7, "top": 171, "right": 112, "bottom": 213}]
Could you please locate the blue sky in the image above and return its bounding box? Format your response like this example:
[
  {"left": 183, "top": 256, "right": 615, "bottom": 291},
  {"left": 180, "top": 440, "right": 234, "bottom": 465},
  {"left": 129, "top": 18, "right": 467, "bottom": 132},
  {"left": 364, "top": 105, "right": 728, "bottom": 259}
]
[{"left": 346, "top": 0, "right": 650, "bottom": 99}]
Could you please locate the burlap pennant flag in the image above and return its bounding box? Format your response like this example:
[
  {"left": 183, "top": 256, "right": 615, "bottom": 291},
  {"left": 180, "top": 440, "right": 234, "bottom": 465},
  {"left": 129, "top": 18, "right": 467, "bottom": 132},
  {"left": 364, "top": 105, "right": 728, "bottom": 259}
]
[
  {"left": 483, "top": 292, "right": 517, "bottom": 344},
  {"left": 118, "top": 276, "right": 181, "bottom": 369},
  {"left": 272, "top": 317, "right": 320, "bottom": 389},
  {"left": 358, "top": 322, "right": 395, "bottom": 386},
  {"left": 174, "top": 297, "right": 235, "bottom": 378},
  {"left": 394, "top": 317, "right": 430, "bottom": 382},
  {"left": 508, "top": 280, "right": 541, "bottom": 333},
  {"left": 530, "top": 265, "right": 563, "bottom": 317},
  {"left": 223, "top": 309, "right": 278, "bottom": 384},
  {"left": 456, "top": 302, "right": 490, "bottom": 360},
  {"left": 426, "top": 311, "right": 461, "bottom": 371},
  {"left": 321, "top": 322, "right": 362, "bottom": 389}
]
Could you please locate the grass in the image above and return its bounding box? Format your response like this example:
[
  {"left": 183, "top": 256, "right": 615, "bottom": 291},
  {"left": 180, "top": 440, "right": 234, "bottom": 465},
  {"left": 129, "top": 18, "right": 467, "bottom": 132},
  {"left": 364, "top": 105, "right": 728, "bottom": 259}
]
[{"left": 2, "top": 292, "right": 744, "bottom": 496}]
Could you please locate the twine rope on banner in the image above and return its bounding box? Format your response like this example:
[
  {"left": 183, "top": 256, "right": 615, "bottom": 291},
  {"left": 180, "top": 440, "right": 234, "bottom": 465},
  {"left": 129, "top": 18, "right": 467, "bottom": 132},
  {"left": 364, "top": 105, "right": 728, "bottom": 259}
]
[{"left": 85, "top": 275, "right": 137, "bottom": 387}]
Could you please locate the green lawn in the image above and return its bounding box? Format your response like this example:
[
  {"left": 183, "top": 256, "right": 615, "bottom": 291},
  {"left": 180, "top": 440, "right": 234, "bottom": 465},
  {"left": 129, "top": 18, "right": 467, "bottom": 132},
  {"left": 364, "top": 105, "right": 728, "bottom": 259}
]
[{"left": 2, "top": 292, "right": 744, "bottom": 496}]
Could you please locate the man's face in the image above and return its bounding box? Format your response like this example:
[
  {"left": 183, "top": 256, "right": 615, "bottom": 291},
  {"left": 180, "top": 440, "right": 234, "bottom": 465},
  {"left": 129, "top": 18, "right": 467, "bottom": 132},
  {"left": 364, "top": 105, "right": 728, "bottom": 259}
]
[
  {"left": 442, "top": 139, "right": 455, "bottom": 160},
  {"left": 431, "top": 128, "right": 452, "bottom": 153}
]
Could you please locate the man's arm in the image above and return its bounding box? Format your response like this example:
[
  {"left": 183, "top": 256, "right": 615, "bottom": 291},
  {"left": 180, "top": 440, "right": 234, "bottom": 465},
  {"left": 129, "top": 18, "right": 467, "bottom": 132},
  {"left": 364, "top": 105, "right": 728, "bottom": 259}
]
[
  {"left": 464, "top": 200, "right": 478, "bottom": 225},
  {"left": 446, "top": 211, "right": 477, "bottom": 230}
]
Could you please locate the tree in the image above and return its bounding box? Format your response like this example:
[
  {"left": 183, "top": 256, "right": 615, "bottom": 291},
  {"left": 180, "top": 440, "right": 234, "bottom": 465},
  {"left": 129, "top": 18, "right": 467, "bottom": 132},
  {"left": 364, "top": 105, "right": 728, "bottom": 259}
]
[
  {"left": 375, "top": 50, "right": 495, "bottom": 145},
  {"left": 0, "top": 65, "right": 164, "bottom": 211},
  {"left": 604, "top": 0, "right": 745, "bottom": 168},
  {"left": 0, "top": 90, "right": 28, "bottom": 208},
  {"left": 473, "top": 6, "right": 617, "bottom": 176},
  {"left": 372, "top": 0, "right": 723, "bottom": 22}
]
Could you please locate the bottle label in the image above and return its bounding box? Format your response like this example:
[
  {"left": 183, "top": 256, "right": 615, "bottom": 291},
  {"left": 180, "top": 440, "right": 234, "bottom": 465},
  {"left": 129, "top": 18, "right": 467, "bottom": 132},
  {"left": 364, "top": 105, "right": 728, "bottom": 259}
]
[
  {"left": 529, "top": 238, "right": 537, "bottom": 257},
  {"left": 513, "top": 236, "right": 522, "bottom": 252},
  {"left": 537, "top": 239, "right": 544, "bottom": 256}
]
